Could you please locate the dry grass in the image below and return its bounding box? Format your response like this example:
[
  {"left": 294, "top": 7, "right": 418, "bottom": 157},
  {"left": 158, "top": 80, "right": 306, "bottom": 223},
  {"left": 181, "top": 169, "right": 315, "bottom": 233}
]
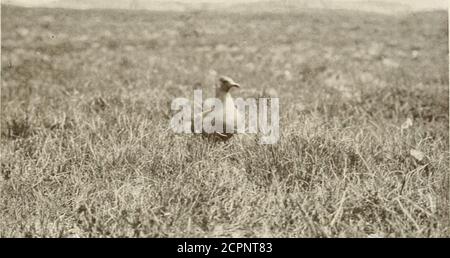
[{"left": 1, "top": 5, "right": 449, "bottom": 237}]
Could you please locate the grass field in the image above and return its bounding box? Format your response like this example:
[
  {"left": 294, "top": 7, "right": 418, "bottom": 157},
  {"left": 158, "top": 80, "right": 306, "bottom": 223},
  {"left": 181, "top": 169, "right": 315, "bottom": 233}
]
[{"left": 1, "top": 5, "right": 449, "bottom": 237}]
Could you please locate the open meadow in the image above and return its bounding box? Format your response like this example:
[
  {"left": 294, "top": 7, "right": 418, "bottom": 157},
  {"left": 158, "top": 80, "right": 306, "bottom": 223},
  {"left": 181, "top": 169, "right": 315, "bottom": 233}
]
[{"left": 0, "top": 5, "right": 449, "bottom": 237}]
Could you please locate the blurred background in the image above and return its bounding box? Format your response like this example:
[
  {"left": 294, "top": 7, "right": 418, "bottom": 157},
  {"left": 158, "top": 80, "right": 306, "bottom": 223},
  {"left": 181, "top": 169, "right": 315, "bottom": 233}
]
[{"left": 3, "top": 0, "right": 448, "bottom": 14}]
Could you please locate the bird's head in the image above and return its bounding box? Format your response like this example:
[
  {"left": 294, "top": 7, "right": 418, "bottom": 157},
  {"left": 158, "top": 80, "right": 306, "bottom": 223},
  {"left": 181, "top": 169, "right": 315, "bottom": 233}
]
[{"left": 218, "top": 76, "right": 240, "bottom": 93}]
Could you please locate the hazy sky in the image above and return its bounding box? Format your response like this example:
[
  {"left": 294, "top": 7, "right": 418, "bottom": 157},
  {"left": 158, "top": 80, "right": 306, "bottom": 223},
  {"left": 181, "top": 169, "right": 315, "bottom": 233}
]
[{"left": 4, "top": 0, "right": 448, "bottom": 10}]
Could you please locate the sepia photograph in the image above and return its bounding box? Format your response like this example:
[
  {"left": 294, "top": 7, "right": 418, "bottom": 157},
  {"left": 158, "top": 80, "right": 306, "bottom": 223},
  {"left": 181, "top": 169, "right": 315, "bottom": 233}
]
[{"left": 0, "top": 0, "right": 449, "bottom": 240}]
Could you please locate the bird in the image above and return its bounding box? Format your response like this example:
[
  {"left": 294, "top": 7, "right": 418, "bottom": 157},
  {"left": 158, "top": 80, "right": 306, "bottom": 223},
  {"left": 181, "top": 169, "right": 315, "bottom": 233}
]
[{"left": 193, "top": 76, "right": 243, "bottom": 141}]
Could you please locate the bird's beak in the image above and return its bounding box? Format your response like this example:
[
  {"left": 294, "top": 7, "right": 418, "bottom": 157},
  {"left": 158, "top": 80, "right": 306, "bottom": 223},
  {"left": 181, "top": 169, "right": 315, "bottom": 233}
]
[{"left": 231, "top": 83, "right": 240, "bottom": 88}]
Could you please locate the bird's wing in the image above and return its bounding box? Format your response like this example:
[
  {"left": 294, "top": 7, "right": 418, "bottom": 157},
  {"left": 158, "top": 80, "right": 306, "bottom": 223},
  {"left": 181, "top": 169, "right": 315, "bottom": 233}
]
[{"left": 201, "top": 107, "right": 214, "bottom": 118}]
